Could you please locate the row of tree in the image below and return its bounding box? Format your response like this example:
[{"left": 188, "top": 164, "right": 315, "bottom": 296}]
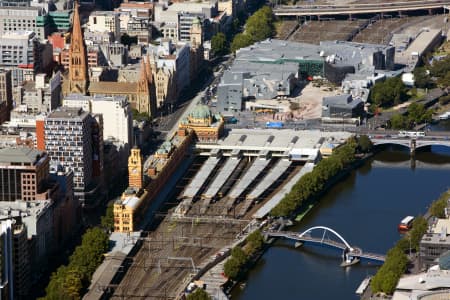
[
  {"left": 270, "top": 137, "right": 373, "bottom": 217},
  {"left": 389, "top": 102, "right": 433, "bottom": 129},
  {"left": 429, "top": 190, "right": 450, "bottom": 218},
  {"left": 371, "top": 190, "right": 450, "bottom": 294},
  {"left": 230, "top": 6, "right": 274, "bottom": 53},
  {"left": 40, "top": 227, "right": 109, "bottom": 299},
  {"left": 223, "top": 230, "right": 264, "bottom": 279},
  {"left": 370, "top": 216, "right": 427, "bottom": 294}
]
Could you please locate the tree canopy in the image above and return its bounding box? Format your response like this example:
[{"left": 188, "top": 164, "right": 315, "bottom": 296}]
[
  {"left": 230, "top": 6, "right": 274, "bottom": 53},
  {"left": 407, "top": 102, "right": 432, "bottom": 124},
  {"left": 370, "top": 77, "right": 407, "bottom": 107},
  {"left": 211, "top": 33, "right": 228, "bottom": 56},
  {"left": 245, "top": 6, "right": 274, "bottom": 41},
  {"left": 430, "top": 190, "right": 450, "bottom": 218},
  {"left": 430, "top": 56, "right": 450, "bottom": 79},
  {"left": 186, "top": 288, "right": 211, "bottom": 300},
  {"left": 41, "top": 227, "right": 109, "bottom": 299},
  {"left": 230, "top": 33, "right": 254, "bottom": 53},
  {"left": 101, "top": 203, "right": 114, "bottom": 232},
  {"left": 413, "top": 67, "right": 433, "bottom": 89},
  {"left": 388, "top": 103, "right": 432, "bottom": 130}
]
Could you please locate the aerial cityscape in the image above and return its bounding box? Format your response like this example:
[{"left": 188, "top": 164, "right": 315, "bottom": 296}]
[{"left": 1, "top": 0, "right": 450, "bottom": 299}]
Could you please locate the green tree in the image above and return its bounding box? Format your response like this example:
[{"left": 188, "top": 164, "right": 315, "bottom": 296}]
[
  {"left": 246, "top": 230, "right": 264, "bottom": 254},
  {"left": 390, "top": 114, "right": 408, "bottom": 129},
  {"left": 211, "top": 33, "right": 228, "bottom": 56},
  {"left": 231, "top": 246, "right": 248, "bottom": 265},
  {"left": 43, "top": 227, "right": 109, "bottom": 299},
  {"left": 231, "top": 33, "right": 254, "bottom": 53},
  {"left": 43, "top": 266, "right": 72, "bottom": 300},
  {"left": 430, "top": 56, "right": 450, "bottom": 78},
  {"left": 245, "top": 6, "right": 273, "bottom": 41},
  {"left": 132, "top": 108, "right": 151, "bottom": 122},
  {"left": 407, "top": 102, "right": 432, "bottom": 125},
  {"left": 370, "top": 77, "right": 407, "bottom": 107},
  {"left": 64, "top": 268, "right": 83, "bottom": 299},
  {"left": 379, "top": 270, "right": 399, "bottom": 295},
  {"left": 224, "top": 257, "right": 241, "bottom": 279},
  {"left": 437, "top": 71, "right": 450, "bottom": 88},
  {"left": 409, "top": 216, "right": 427, "bottom": 251},
  {"left": 413, "top": 67, "right": 432, "bottom": 89},
  {"left": 186, "top": 288, "right": 211, "bottom": 300},
  {"left": 357, "top": 135, "right": 373, "bottom": 153},
  {"left": 101, "top": 203, "right": 114, "bottom": 232},
  {"left": 430, "top": 191, "right": 450, "bottom": 218}
]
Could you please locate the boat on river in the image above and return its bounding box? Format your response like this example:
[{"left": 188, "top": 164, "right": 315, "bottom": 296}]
[{"left": 398, "top": 216, "right": 414, "bottom": 231}]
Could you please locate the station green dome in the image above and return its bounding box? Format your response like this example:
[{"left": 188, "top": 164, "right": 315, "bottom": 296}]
[{"left": 190, "top": 104, "right": 211, "bottom": 119}]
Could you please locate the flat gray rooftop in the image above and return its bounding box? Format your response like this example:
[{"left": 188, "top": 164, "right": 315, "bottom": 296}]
[
  {"left": 222, "top": 156, "right": 271, "bottom": 215},
  {"left": 203, "top": 157, "right": 241, "bottom": 200},
  {"left": 182, "top": 156, "right": 221, "bottom": 199},
  {"left": 246, "top": 158, "right": 291, "bottom": 201},
  {"left": 253, "top": 162, "right": 314, "bottom": 219},
  {"left": 236, "top": 39, "right": 393, "bottom": 70},
  {"left": 228, "top": 157, "right": 271, "bottom": 200},
  {"left": 196, "top": 129, "right": 351, "bottom": 158}
]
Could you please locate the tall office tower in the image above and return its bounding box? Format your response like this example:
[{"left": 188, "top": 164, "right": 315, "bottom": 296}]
[{"left": 41, "top": 107, "right": 103, "bottom": 204}]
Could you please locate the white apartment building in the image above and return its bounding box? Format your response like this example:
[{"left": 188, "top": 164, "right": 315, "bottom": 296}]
[
  {"left": 63, "top": 94, "right": 132, "bottom": 148},
  {"left": 87, "top": 11, "right": 121, "bottom": 41},
  {"left": 44, "top": 107, "right": 103, "bottom": 203}
]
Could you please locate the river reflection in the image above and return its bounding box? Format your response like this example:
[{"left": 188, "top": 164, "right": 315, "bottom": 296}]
[{"left": 232, "top": 147, "right": 450, "bottom": 300}]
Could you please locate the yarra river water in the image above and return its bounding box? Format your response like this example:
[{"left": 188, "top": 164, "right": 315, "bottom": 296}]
[{"left": 232, "top": 143, "right": 450, "bottom": 300}]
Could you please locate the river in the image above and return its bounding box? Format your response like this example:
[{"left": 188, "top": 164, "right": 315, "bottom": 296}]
[{"left": 232, "top": 145, "right": 450, "bottom": 300}]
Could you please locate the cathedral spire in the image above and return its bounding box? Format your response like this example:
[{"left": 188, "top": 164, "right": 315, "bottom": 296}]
[
  {"left": 138, "top": 58, "right": 149, "bottom": 93},
  {"left": 145, "top": 54, "right": 153, "bottom": 84},
  {"left": 68, "top": 0, "right": 88, "bottom": 95}
]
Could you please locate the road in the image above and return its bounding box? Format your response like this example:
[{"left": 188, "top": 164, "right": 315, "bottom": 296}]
[{"left": 154, "top": 56, "right": 232, "bottom": 141}]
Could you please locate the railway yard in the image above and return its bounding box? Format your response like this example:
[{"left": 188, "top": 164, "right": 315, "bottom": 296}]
[
  {"left": 110, "top": 157, "right": 303, "bottom": 299},
  {"left": 102, "top": 3, "right": 450, "bottom": 299}
]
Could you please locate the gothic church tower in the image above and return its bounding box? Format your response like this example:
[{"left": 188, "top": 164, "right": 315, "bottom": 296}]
[{"left": 68, "top": 0, "right": 88, "bottom": 95}]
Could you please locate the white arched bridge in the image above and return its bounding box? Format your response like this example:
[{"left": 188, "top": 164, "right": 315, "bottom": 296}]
[{"left": 264, "top": 226, "right": 385, "bottom": 266}]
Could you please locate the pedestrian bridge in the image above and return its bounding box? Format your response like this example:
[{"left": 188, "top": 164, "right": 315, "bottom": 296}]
[{"left": 264, "top": 226, "right": 385, "bottom": 265}]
